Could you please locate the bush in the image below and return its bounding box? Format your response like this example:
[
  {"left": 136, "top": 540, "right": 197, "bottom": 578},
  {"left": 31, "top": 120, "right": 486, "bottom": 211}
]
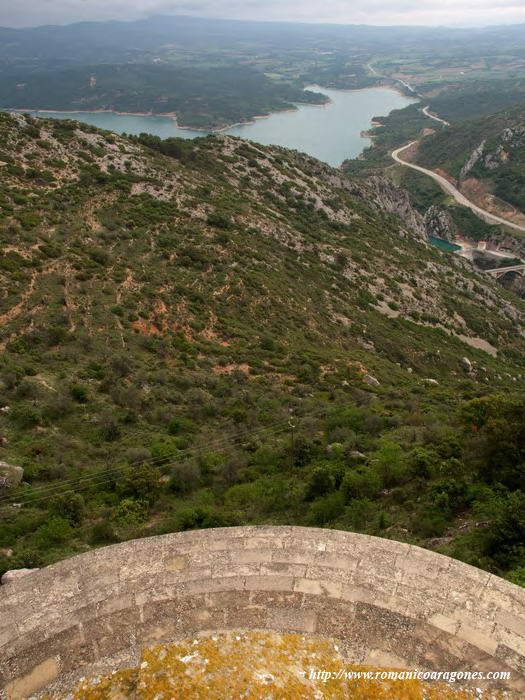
[
  {"left": 344, "top": 498, "right": 376, "bottom": 530},
  {"left": 33, "top": 517, "right": 74, "bottom": 548},
  {"left": 304, "top": 465, "right": 336, "bottom": 501},
  {"left": 175, "top": 506, "right": 233, "bottom": 531},
  {"left": 113, "top": 498, "right": 149, "bottom": 525},
  {"left": 307, "top": 491, "right": 345, "bottom": 526},
  {"left": 340, "top": 467, "right": 381, "bottom": 502},
  {"left": 70, "top": 384, "right": 88, "bottom": 403},
  {"left": 10, "top": 404, "right": 41, "bottom": 428},
  {"left": 407, "top": 447, "right": 437, "bottom": 478},
  {"left": 207, "top": 213, "right": 232, "bottom": 229},
  {"left": 168, "top": 461, "right": 200, "bottom": 494},
  {"left": 49, "top": 491, "right": 85, "bottom": 523},
  {"left": 90, "top": 520, "right": 119, "bottom": 545},
  {"left": 168, "top": 416, "right": 196, "bottom": 435},
  {"left": 505, "top": 567, "right": 525, "bottom": 588},
  {"left": 120, "top": 463, "right": 162, "bottom": 504}
]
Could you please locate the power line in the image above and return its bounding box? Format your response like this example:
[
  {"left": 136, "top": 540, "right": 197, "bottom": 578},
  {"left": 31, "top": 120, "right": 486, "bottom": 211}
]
[
  {"left": 0, "top": 417, "right": 296, "bottom": 505},
  {"left": 0, "top": 408, "right": 330, "bottom": 512},
  {"left": 0, "top": 422, "right": 291, "bottom": 510}
]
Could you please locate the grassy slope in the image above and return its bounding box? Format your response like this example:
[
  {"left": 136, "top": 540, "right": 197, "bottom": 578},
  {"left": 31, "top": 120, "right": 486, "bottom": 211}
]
[{"left": 1, "top": 112, "right": 525, "bottom": 582}]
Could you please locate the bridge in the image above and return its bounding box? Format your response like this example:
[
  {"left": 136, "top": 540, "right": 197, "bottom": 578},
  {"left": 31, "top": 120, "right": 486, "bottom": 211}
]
[{"left": 485, "top": 264, "right": 525, "bottom": 279}]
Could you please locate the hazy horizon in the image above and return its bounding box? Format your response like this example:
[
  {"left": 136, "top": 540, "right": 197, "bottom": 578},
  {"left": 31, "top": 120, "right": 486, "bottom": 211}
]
[{"left": 1, "top": 1, "right": 525, "bottom": 30}]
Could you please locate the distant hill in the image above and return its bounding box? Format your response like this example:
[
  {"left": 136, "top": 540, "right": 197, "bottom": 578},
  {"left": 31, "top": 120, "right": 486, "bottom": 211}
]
[{"left": 2, "top": 16, "right": 525, "bottom": 129}]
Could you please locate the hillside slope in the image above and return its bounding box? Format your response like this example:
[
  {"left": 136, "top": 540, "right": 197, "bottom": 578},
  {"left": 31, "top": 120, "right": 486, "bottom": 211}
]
[
  {"left": 415, "top": 104, "right": 525, "bottom": 224},
  {"left": 1, "top": 112, "right": 525, "bottom": 583}
]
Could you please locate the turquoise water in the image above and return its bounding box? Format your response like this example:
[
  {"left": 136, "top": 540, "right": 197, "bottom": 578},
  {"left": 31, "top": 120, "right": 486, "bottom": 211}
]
[
  {"left": 428, "top": 236, "right": 461, "bottom": 252},
  {"left": 21, "top": 86, "right": 416, "bottom": 167}
]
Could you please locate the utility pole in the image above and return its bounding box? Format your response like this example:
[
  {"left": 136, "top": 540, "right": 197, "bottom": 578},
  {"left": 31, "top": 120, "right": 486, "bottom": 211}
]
[{"left": 289, "top": 408, "right": 296, "bottom": 471}]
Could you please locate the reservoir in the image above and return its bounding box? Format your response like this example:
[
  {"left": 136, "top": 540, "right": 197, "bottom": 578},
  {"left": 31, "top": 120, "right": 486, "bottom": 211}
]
[
  {"left": 428, "top": 236, "right": 462, "bottom": 252},
  {"left": 22, "top": 87, "right": 416, "bottom": 167}
]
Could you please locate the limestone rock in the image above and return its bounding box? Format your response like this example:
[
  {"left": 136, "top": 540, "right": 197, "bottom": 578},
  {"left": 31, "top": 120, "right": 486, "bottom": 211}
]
[
  {"left": 362, "top": 374, "right": 380, "bottom": 387},
  {"left": 1, "top": 568, "right": 39, "bottom": 584},
  {"left": 423, "top": 205, "right": 456, "bottom": 242},
  {"left": 0, "top": 462, "right": 23, "bottom": 491},
  {"left": 460, "top": 140, "right": 486, "bottom": 181},
  {"left": 362, "top": 176, "right": 427, "bottom": 241}
]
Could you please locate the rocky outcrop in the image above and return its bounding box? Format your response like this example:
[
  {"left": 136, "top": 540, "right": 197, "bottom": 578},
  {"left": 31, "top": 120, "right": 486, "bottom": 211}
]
[
  {"left": 423, "top": 205, "right": 456, "bottom": 241},
  {"left": 459, "top": 140, "right": 486, "bottom": 181},
  {"left": 321, "top": 170, "right": 428, "bottom": 241},
  {"left": 0, "top": 462, "right": 23, "bottom": 491},
  {"left": 362, "top": 374, "right": 380, "bottom": 387},
  {"left": 362, "top": 176, "right": 428, "bottom": 241}
]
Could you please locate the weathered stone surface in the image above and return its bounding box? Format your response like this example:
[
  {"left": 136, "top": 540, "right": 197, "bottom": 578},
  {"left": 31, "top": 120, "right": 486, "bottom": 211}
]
[
  {"left": 0, "top": 462, "right": 23, "bottom": 491},
  {"left": 1, "top": 568, "right": 39, "bottom": 584},
  {"left": 424, "top": 204, "right": 456, "bottom": 241},
  {"left": 361, "top": 175, "right": 428, "bottom": 241},
  {"left": 0, "top": 526, "right": 524, "bottom": 696}
]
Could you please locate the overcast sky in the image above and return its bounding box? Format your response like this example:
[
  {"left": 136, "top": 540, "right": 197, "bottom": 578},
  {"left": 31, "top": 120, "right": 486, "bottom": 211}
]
[{"left": 2, "top": 0, "right": 525, "bottom": 29}]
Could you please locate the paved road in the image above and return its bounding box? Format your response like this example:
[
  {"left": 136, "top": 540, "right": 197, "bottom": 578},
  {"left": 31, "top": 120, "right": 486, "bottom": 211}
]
[
  {"left": 391, "top": 142, "right": 525, "bottom": 233},
  {"left": 421, "top": 105, "right": 450, "bottom": 127}
]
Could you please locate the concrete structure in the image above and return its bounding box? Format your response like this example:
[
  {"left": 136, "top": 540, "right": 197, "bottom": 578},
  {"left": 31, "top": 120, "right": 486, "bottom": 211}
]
[
  {"left": 485, "top": 264, "right": 525, "bottom": 279},
  {"left": 1, "top": 526, "right": 525, "bottom": 698}
]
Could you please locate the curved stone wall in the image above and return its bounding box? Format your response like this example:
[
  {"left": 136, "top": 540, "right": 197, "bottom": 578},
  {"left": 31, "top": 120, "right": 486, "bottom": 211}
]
[{"left": 1, "top": 526, "right": 525, "bottom": 698}]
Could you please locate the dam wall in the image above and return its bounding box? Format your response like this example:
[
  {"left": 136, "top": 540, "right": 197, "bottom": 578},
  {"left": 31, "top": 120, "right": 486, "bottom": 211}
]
[{"left": 1, "top": 525, "right": 525, "bottom": 697}]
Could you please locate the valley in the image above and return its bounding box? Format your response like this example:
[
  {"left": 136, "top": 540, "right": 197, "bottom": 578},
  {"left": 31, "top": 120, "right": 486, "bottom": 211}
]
[
  {"left": 1, "top": 111, "right": 525, "bottom": 592},
  {"left": 2, "top": 11, "right": 525, "bottom": 696},
  {"left": 2, "top": 6, "right": 525, "bottom": 700}
]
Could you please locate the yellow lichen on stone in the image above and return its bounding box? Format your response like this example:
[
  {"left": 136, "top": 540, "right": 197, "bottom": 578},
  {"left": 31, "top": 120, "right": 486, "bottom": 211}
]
[
  {"left": 65, "top": 669, "right": 138, "bottom": 700},
  {"left": 61, "top": 632, "right": 505, "bottom": 699}
]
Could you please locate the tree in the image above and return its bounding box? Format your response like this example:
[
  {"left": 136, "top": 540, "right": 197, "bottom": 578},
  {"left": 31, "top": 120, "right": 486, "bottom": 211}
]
[
  {"left": 304, "top": 465, "right": 335, "bottom": 501},
  {"left": 49, "top": 491, "right": 85, "bottom": 523},
  {"left": 487, "top": 490, "right": 525, "bottom": 568},
  {"left": 460, "top": 394, "right": 525, "bottom": 489},
  {"left": 120, "top": 463, "right": 162, "bottom": 505}
]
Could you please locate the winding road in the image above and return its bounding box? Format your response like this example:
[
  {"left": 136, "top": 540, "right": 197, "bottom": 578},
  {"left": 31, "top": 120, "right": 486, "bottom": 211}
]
[
  {"left": 364, "top": 63, "right": 525, "bottom": 232},
  {"left": 421, "top": 105, "right": 450, "bottom": 127},
  {"left": 391, "top": 141, "right": 525, "bottom": 233}
]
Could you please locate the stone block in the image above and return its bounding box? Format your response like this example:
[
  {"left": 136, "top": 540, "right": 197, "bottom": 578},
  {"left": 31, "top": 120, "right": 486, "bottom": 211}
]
[
  {"left": 457, "top": 622, "right": 498, "bottom": 655},
  {"left": 260, "top": 562, "right": 306, "bottom": 577},
  {"left": 164, "top": 555, "right": 188, "bottom": 571},
  {"left": 267, "top": 606, "right": 317, "bottom": 634},
  {"left": 293, "top": 578, "right": 342, "bottom": 598},
  {"left": 186, "top": 576, "right": 245, "bottom": 595},
  {"left": 244, "top": 575, "right": 294, "bottom": 592},
  {"left": 4, "top": 657, "right": 58, "bottom": 700}
]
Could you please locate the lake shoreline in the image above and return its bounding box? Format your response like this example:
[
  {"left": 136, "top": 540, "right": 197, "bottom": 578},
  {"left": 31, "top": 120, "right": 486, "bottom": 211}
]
[
  {"left": 6, "top": 101, "right": 331, "bottom": 134},
  {"left": 6, "top": 84, "right": 411, "bottom": 135}
]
